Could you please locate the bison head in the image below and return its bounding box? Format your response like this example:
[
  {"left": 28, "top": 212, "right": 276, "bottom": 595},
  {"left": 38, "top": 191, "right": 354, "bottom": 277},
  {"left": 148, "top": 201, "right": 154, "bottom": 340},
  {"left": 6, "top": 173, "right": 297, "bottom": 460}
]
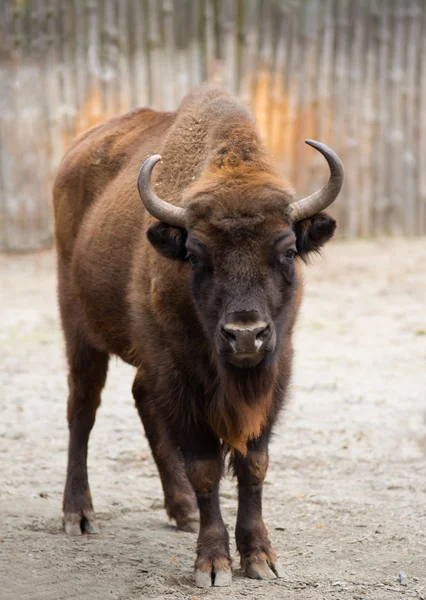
[{"left": 139, "top": 141, "right": 343, "bottom": 370}]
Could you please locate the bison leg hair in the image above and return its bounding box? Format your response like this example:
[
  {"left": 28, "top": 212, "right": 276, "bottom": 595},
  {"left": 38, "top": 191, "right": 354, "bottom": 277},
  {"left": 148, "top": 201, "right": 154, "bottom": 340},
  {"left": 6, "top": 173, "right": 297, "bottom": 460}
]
[
  {"left": 232, "top": 435, "right": 285, "bottom": 580},
  {"left": 132, "top": 375, "right": 199, "bottom": 532},
  {"left": 62, "top": 337, "right": 109, "bottom": 535},
  {"left": 182, "top": 434, "right": 232, "bottom": 588}
]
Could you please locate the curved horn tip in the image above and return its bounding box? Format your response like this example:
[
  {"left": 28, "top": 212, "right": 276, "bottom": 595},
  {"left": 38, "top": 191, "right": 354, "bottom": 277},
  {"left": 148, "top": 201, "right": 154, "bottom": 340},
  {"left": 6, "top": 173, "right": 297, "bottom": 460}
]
[
  {"left": 137, "top": 154, "right": 187, "bottom": 228},
  {"left": 288, "top": 139, "right": 344, "bottom": 223},
  {"left": 304, "top": 139, "right": 344, "bottom": 166},
  {"left": 144, "top": 154, "right": 162, "bottom": 166},
  {"left": 138, "top": 155, "right": 162, "bottom": 186}
]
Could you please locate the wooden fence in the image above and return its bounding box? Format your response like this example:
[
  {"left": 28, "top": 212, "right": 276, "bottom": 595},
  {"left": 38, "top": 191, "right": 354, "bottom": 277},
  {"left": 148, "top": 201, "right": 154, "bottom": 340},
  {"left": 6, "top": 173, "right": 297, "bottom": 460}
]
[{"left": 1, "top": 0, "right": 425, "bottom": 250}]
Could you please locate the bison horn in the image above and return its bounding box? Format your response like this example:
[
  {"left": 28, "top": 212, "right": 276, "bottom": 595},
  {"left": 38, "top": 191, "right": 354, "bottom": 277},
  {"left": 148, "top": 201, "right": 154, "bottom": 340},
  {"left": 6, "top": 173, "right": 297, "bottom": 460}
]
[
  {"left": 137, "top": 155, "right": 187, "bottom": 228},
  {"left": 289, "top": 140, "right": 344, "bottom": 222}
]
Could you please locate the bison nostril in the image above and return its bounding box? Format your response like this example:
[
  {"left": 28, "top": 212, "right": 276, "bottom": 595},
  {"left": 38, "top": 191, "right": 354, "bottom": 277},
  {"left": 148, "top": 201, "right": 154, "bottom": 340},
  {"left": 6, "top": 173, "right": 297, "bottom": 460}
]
[
  {"left": 221, "top": 320, "right": 272, "bottom": 354},
  {"left": 221, "top": 326, "right": 236, "bottom": 342},
  {"left": 256, "top": 325, "right": 270, "bottom": 342}
]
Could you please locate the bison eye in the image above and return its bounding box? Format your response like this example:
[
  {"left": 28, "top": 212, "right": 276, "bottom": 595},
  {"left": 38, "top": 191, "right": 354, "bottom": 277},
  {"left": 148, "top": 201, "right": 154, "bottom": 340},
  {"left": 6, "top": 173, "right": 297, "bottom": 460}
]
[
  {"left": 278, "top": 249, "right": 296, "bottom": 264},
  {"left": 186, "top": 253, "right": 199, "bottom": 268}
]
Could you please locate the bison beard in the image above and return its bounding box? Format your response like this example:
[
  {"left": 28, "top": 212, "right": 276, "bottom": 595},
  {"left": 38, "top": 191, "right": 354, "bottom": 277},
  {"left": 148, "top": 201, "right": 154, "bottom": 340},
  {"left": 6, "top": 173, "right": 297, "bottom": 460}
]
[
  {"left": 208, "top": 362, "right": 277, "bottom": 455},
  {"left": 54, "top": 84, "right": 343, "bottom": 587}
]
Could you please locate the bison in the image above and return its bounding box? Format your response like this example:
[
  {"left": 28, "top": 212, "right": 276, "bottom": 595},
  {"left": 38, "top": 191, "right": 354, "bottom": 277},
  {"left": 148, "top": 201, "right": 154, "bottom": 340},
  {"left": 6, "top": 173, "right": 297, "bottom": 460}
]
[{"left": 53, "top": 84, "right": 343, "bottom": 588}]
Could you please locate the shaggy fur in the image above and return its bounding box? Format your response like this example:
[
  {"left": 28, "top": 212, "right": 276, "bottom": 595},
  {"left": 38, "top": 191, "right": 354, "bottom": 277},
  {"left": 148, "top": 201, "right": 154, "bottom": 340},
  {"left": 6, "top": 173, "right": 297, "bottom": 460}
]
[{"left": 54, "top": 84, "right": 336, "bottom": 582}]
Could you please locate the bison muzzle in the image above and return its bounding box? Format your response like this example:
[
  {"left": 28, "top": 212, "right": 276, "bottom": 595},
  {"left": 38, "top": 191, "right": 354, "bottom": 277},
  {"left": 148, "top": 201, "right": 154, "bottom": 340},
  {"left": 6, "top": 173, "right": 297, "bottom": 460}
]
[{"left": 53, "top": 84, "right": 344, "bottom": 588}]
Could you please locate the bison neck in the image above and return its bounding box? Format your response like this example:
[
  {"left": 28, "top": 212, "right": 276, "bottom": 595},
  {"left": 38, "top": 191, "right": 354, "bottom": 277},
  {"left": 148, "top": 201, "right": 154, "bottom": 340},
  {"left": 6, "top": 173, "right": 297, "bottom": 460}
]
[{"left": 207, "top": 361, "right": 278, "bottom": 454}]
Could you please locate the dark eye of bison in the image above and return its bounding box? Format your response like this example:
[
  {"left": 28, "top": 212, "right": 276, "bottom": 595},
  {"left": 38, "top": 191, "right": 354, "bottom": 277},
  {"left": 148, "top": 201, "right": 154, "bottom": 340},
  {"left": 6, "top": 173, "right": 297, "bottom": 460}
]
[
  {"left": 277, "top": 249, "right": 296, "bottom": 265},
  {"left": 186, "top": 253, "right": 199, "bottom": 268}
]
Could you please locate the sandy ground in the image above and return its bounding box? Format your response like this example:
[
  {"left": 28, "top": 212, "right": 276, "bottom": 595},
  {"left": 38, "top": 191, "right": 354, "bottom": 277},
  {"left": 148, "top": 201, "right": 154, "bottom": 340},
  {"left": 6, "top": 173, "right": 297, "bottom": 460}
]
[{"left": 0, "top": 238, "right": 425, "bottom": 600}]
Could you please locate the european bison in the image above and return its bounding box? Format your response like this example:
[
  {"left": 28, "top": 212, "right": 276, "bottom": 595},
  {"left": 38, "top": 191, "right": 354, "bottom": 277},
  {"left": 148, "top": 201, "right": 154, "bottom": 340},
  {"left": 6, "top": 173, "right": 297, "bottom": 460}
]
[{"left": 53, "top": 84, "right": 343, "bottom": 588}]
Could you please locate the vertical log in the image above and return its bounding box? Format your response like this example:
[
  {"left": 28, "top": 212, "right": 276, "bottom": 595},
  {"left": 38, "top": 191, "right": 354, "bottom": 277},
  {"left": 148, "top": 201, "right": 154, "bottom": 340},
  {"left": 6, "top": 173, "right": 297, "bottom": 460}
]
[
  {"left": 60, "top": 0, "right": 77, "bottom": 149},
  {"left": 329, "top": 0, "right": 351, "bottom": 235},
  {"left": 235, "top": 0, "right": 244, "bottom": 94},
  {"left": 390, "top": 0, "right": 413, "bottom": 236},
  {"left": 268, "top": 2, "right": 285, "bottom": 165},
  {"left": 268, "top": 3, "right": 288, "bottom": 165},
  {"left": 173, "top": 0, "right": 190, "bottom": 101},
  {"left": 345, "top": 0, "right": 365, "bottom": 237},
  {"left": 298, "top": 0, "right": 323, "bottom": 207},
  {"left": 239, "top": 0, "right": 258, "bottom": 104},
  {"left": 402, "top": 0, "right": 421, "bottom": 235},
  {"left": 162, "top": 0, "right": 177, "bottom": 108},
  {"left": 103, "top": 0, "right": 119, "bottom": 117},
  {"left": 212, "top": 0, "right": 223, "bottom": 61},
  {"left": 0, "top": 1, "right": 16, "bottom": 249},
  {"left": 281, "top": 0, "right": 300, "bottom": 185},
  {"left": 86, "top": 0, "right": 102, "bottom": 122},
  {"left": 204, "top": 0, "right": 216, "bottom": 81},
  {"left": 197, "top": 0, "right": 208, "bottom": 84},
  {"left": 74, "top": 0, "right": 89, "bottom": 132},
  {"left": 418, "top": 0, "right": 426, "bottom": 234},
  {"left": 359, "top": 2, "right": 376, "bottom": 236},
  {"left": 44, "top": 0, "right": 62, "bottom": 170},
  {"left": 221, "top": 0, "right": 237, "bottom": 93},
  {"left": 252, "top": 0, "right": 272, "bottom": 147},
  {"left": 187, "top": 0, "right": 203, "bottom": 89},
  {"left": 147, "top": 0, "right": 164, "bottom": 108},
  {"left": 260, "top": 0, "right": 276, "bottom": 148},
  {"left": 131, "top": 0, "right": 150, "bottom": 107},
  {"left": 118, "top": 0, "right": 132, "bottom": 113},
  {"left": 375, "top": 0, "right": 391, "bottom": 235}
]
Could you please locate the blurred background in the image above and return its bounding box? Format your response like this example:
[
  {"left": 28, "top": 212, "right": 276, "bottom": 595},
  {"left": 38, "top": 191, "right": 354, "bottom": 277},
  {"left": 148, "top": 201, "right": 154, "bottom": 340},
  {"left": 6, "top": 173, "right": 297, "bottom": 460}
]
[{"left": 1, "top": 0, "right": 425, "bottom": 250}]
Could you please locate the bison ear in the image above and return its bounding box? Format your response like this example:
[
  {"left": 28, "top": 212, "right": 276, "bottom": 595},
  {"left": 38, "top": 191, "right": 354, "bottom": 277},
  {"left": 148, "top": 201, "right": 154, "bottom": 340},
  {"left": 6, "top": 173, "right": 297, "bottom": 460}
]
[
  {"left": 147, "top": 222, "right": 187, "bottom": 260},
  {"left": 293, "top": 212, "right": 336, "bottom": 259}
]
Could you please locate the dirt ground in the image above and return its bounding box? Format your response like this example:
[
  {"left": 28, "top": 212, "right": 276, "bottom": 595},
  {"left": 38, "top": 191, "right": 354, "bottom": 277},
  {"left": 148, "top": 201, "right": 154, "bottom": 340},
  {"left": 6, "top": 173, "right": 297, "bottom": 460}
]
[{"left": 1, "top": 238, "right": 425, "bottom": 600}]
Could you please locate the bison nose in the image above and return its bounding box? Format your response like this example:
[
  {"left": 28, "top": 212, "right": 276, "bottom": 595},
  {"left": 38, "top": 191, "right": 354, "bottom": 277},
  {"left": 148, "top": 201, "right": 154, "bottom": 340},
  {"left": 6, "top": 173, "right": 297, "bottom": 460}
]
[{"left": 221, "top": 320, "right": 271, "bottom": 355}]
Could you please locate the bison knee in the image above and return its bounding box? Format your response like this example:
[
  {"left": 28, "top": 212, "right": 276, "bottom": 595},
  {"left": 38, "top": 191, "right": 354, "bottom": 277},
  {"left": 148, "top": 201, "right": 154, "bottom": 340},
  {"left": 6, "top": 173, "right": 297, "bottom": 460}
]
[
  {"left": 234, "top": 450, "right": 269, "bottom": 485},
  {"left": 186, "top": 457, "right": 222, "bottom": 494}
]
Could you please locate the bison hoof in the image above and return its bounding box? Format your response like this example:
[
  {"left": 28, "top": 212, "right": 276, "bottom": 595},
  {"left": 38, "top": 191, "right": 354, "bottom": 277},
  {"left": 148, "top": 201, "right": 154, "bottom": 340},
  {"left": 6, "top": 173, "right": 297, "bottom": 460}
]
[
  {"left": 245, "top": 557, "right": 285, "bottom": 580},
  {"left": 213, "top": 568, "right": 233, "bottom": 586},
  {"left": 194, "top": 570, "right": 212, "bottom": 588},
  {"left": 63, "top": 511, "right": 99, "bottom": 536},
  {"left": 194, "top": 567, "right": 232, "bottom": 588},
  {"left": 194, "top": 557, "right": 232, "bottom": 588}
]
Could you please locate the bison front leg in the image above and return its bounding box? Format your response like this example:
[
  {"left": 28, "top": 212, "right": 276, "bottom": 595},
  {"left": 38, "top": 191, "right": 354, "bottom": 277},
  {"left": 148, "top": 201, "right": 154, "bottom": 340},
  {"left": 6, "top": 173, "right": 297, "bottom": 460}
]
[
  {"left": 182, "top": 435, "right": 232, "bottom": 588},
  {"left": 132, "top": 375, "right": 198, "bottom": 532},
  {"left": 233, "top": 438, "right": 284, "bottom": 580}
]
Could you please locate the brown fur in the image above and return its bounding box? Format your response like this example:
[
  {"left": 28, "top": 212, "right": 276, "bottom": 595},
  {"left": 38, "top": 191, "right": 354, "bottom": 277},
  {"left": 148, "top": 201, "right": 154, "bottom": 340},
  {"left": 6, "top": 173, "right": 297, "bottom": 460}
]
[
  {"left": 56, "top": 86, "right": 294, "bottom": 449},
  {"left": 54, "top": 84, "right": 337, "bottom": 579},
  {"left": 209, "top": 361, "right": 277, "bottom": 454}
]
